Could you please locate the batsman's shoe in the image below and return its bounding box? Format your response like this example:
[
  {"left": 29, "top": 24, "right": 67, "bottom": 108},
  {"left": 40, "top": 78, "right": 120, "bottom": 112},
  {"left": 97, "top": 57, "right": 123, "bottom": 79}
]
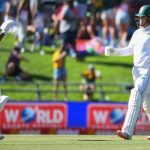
[
  {"left": 0, "top": 95, "right": 9, "bottom": 111},
  {"left": 0, "top": 135, "right": 4, "bottom": 140},
  {"left": 147, "top": 136, "right": 150, "bottom": 140},
  {"left": 0, "top": 19, "right": 14, "bottom": 34},
  {"left": 116, "top": 130, "right": 132, "bottom": 140}
]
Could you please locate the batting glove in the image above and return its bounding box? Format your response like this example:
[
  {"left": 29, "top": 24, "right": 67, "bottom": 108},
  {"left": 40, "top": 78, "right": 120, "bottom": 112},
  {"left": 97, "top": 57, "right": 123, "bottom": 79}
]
[
  {"left": 105, "top": 46, "right": 116, "bottom": 56},
  {"left": 0, "top": 19, "right": 14, "bottom": 34}
]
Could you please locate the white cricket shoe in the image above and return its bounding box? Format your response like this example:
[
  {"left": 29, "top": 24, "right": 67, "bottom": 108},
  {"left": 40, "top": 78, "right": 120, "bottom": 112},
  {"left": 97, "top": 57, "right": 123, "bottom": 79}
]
[
  {"left": 0, "top": 95, "right": 9, "bottom": 111},
  {"left": 0, "top": 135, "right": 4, "bottom": 140},
  {"left": 0, "top": 19, "right": 14, "bottom": 34}
]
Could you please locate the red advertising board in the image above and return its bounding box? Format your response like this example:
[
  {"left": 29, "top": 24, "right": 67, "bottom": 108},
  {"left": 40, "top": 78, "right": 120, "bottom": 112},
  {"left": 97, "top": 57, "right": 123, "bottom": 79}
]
[
  {"left": 1, "top": 102, "right": 150, "bottom": 134},
  {"left": 0, "top": 103, "right": 67, "bottom": 129},
  {"left": 87, "top": 103, "right": 150, "bottom": 131}
]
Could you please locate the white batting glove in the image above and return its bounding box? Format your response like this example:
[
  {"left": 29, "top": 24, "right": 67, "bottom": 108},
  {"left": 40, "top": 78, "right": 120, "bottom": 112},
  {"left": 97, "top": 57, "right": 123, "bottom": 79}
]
[
  {"left": 0, "top": 19, "right": 14, "bottom": 34},
  {"left": 105, "top": 46, "right": 116, "bottom": 56}
]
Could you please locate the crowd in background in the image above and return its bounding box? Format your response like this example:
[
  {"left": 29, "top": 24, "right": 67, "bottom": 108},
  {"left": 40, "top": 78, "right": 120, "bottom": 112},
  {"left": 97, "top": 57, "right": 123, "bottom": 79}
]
[
  {"left": 0, "top": 0, "right": 150, "bottom": 53},
  {"left": 1, "top": 0, "right": 150, "bottom": 101}
]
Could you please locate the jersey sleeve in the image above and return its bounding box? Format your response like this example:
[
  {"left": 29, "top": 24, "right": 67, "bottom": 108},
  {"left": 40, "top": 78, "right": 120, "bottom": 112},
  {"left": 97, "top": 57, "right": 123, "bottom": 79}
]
[{"left": 114, "top": 31, "right": 136, "bottom": 56}]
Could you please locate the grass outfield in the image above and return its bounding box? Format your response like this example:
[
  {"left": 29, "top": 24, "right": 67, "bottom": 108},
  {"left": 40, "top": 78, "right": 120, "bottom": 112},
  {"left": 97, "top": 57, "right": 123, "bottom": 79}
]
[
  {"left": 0, "top": 35, "right": 133, "bottom": 101},
  {"left": 0, "top": 135, "right": 150, "bottom": 150}
]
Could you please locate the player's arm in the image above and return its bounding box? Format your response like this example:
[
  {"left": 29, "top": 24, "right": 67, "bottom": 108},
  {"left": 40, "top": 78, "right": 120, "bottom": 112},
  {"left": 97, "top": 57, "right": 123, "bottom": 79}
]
[
  {"left": 0, "top": 19, "right": 14, "bottom": 42},
  {"left": 53, "top": 51, "right": 67, "bottom": 62},
  {"left": 105, "top": 46, "right": 133, "bottom": 56},
  {"left": 105, "top": 31, "right": 135, "bottom": 56}
]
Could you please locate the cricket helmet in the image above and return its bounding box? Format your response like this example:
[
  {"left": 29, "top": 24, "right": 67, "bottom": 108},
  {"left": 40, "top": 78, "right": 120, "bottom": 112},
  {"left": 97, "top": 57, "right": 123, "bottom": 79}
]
[
  {"left": 136, "top": 5, "right": 150, "bottom": 17},
  {"left": 135, "top": 5, "right": 150, "bottom": 27}
]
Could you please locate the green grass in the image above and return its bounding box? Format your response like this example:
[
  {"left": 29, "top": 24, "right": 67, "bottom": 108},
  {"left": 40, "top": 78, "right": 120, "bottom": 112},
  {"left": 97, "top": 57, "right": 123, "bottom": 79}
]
[
  {"left": 0, "top": 34, "right": 133, "bottom": 101},
  {"left": 0, "top": 135, "right": 150, "bottom": 150}
]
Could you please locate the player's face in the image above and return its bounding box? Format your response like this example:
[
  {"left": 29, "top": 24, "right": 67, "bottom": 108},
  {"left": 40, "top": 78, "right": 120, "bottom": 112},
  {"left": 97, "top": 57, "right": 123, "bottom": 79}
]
[{"left": 139, "top": 16, "right": 149, "bottom": 27}]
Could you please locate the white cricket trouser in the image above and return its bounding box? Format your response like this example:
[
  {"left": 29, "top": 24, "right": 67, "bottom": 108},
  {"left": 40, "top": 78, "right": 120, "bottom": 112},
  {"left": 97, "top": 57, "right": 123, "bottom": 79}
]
[{"left": 122, "top": 67, "right": 150, "bottom": 136}]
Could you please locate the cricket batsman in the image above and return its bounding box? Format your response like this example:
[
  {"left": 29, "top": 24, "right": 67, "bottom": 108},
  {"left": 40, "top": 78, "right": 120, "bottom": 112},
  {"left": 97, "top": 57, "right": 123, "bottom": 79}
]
[
  {"left": 0, "top": 19, "right": 14, "bottom": 140},
  {"left": 105, "top": 5, "right": 150, "bottom": 140}
]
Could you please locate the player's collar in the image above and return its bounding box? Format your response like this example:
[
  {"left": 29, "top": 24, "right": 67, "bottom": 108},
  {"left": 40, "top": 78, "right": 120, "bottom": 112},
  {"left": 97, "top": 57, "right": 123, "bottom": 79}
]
[
  {"left": 139, "top": 25, "right": 150, "bottom": 35},
  {"left": 141, "top": 25, "right": 150, "bottom": 31}
]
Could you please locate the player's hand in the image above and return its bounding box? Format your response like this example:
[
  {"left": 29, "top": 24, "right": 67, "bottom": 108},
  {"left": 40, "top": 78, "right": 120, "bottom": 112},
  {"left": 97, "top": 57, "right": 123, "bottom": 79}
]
[
  {"left": 0, "top": 19, "right": 14, "bottom": 34},
  {"left": 105, "top": 46, "right": 115, "bottom": 56}
]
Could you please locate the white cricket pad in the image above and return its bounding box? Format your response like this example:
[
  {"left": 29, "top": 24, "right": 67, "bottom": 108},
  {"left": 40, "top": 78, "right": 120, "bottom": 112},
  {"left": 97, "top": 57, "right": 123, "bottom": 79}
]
[{"left": 122, "top": 88, "right": 142, "bottom": 136}]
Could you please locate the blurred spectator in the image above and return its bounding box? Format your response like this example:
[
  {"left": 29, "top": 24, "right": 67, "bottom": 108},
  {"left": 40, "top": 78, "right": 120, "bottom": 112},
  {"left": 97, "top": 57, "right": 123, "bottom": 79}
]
[
  {"left": 3, "top": 0, "right": 18, "bottom": 21},
  {"left": 4, "top": 46, "right": 30, "bottom": 81},
  {"left": 52, "top": 0, "right": 78, "bottom": 58},
  {"left": 0, "top": 0, "right": 6, "bottom": 24},
  {"left": 101, "top": 8, "right": 116, "bottom": 47},
  {"left": 87, "top": 0, "right": 96, "bottom": 17},
  {"left": 4, "top": 0, "right": 11, "bottom": 21},
  {"left": 77, "top": 12, "right": 97, "bottom": 39},
  {"left": 2, "top": 1, "right": 22, "bottom": 45},
  {"left": 16, "top": 0, "right": 32, "bottom": 52},
  {"left": 77, "top": 12, "right": 104, "bottom": 55},
  {"left": 52, "top": 48, "right": 68, "bottom": 101},
  {"left": 29, "top": 0, "right": 38, "bottom": 25},
  {"left": 115, "top": 2, "right": 131, "bottom": 47},
  {"left": 80, "top": 64, "right": 102, "bottom": 101},
  {"left": 51, "top": 1, "right": 63, "bottom": 35},
  {"left": 76, "top": 0, "right": 88, "bottom": 19},
  {"left": 29, "top": 9, "right": 45, "bottom": 55}
]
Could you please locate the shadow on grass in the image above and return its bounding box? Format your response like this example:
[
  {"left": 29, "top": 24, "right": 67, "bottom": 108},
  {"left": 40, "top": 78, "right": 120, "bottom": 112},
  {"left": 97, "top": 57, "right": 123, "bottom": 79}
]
[
  {"left": 30, "top": 74, "right": 52, "bottom": 81},
  {"left": 85, "top": 60, "right": 132, "bottom": 68},
  {"left": 1, "top": 74, "right": 52, "bottom": 82}
]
